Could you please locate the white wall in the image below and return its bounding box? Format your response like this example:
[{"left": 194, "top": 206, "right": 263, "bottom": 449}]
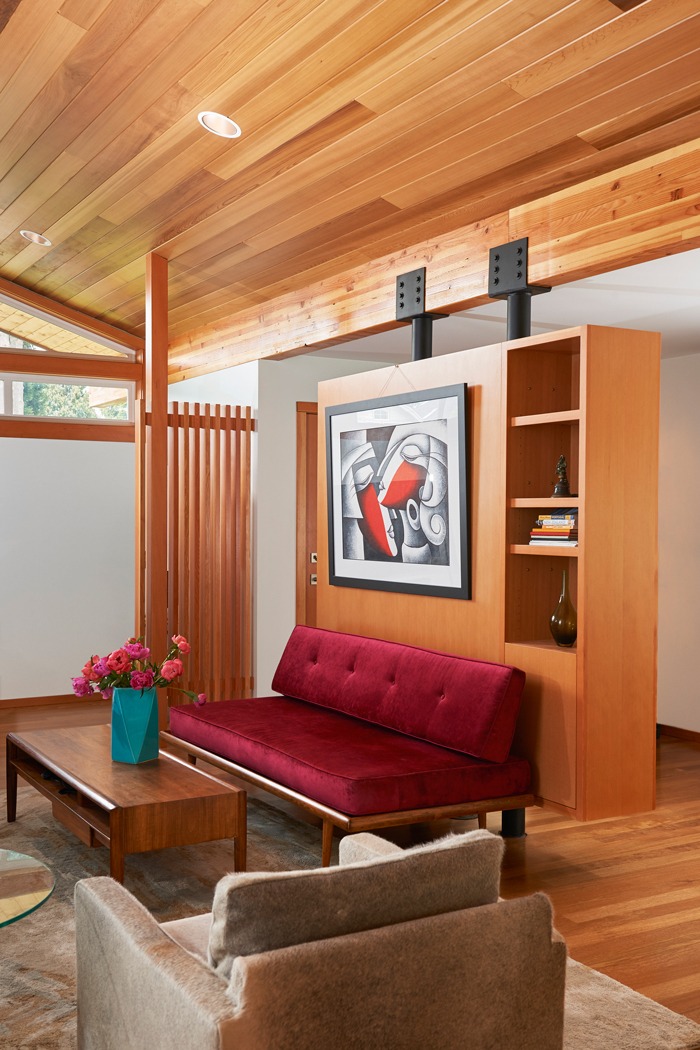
[
  {"left": 255, "top": 355, "right": 391, "bottom": 692},
  {"left": 657, "top": 352, "right": 700, "bottom": 731},
  {"left": 171, "top": 354, "right": 390, "bottom": 695},
  {"left": 0, "top": 364, "right": 258, "bottom": 704},
  {"left": 166, "top": 360, "right": 259, "bottom": 408},
  {"left": 0, "top": 438, "right": 134, "bottom": 699}
]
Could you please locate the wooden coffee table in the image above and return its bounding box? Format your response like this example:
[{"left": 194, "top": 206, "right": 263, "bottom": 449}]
[{"left": 5, "top": 725, "right": 246, "bottom": 882}]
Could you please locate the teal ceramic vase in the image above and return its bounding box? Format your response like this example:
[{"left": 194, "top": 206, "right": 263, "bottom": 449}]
[{"left": 111, "top": 687, "right": 159, "bottom": 763}]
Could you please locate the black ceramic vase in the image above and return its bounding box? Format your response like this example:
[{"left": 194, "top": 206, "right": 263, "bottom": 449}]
[{"left": 549, "top": 567, "right": 577, "bottom": 647}]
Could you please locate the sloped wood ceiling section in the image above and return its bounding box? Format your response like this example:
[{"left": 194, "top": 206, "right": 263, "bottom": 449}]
[{"left": 1, "top": 0, "right": 700, "bottom": 374}]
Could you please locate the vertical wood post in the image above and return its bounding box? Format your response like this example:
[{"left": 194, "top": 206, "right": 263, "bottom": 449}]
[
  {"left": 144, "top": 253, "right": 170, "bottom": 727},
  {"left": 134, "top": 395, "right": 145, "bottom": 638}
]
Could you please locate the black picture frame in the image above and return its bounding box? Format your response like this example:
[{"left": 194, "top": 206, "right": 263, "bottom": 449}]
[{"left": 325, "top": 383, "right": 470, "bottom": 599}]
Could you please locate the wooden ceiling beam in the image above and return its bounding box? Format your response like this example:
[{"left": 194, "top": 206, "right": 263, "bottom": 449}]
[
  {"left": 168, "top": 136, "right": 700, "bottom": 379},
  {"left": 0, "top": 274, "right": 144, "bottom": 355}
]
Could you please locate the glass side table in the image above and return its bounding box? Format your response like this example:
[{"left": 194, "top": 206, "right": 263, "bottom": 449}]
[{"left": 0, "top": 849, "right": 55, "bottom": 927}]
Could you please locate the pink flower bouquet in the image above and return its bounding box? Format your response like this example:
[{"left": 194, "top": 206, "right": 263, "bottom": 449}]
[{"left": 72, "top": 634, "right": 207, "bottom": 704}]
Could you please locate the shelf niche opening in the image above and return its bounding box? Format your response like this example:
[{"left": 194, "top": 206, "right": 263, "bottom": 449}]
[
  {"left": 505, "top": 553, "right": 578, "bottom": 648},
  {"left": 506, "top": 339, "right": 580, "bottom": 417}
]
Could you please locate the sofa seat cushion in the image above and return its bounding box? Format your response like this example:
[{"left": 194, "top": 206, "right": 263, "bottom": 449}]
[
  {"left": 208, "top": 829, "right": 504, "bottom": 979},
  {"left": 168, "top": 697, "right": 531, "bottom": 816},
  {"left": 160, "top": 912, "right": 212, "bottom": 965},
  {"left": 271, "top": 626, "right": 526, "bottom": 763}
]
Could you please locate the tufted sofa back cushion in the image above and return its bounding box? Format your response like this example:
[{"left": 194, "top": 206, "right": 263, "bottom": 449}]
[{"left": 271, "top": 626, "right": 525, "bottom": 763}]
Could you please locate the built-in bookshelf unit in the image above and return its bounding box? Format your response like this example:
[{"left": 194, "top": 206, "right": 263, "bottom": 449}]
[
  {"left": 317, "top": 325, "right": 660, "bottom": 825},
  {"left": 504, "top": 326, "right": 660, "bottom": 821}
]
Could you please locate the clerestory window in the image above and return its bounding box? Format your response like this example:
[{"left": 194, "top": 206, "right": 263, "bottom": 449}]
[{"left": 0, "top": 329, "right": 134, "bottom": 424}]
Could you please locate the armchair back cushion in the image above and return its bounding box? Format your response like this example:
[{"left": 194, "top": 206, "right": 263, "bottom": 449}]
[
  {"left": 229, "top": 894, "right": 565, "bottom": 1050},
  {"left": 208, "top": 829, "right": 503, "bottom": 978},
  {"left": 271, "top": 625, "right": 525, "bottom": 762}
]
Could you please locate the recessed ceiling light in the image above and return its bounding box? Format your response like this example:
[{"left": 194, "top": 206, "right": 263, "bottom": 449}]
[
  {"left": 197, "top": 111, "right": 242, "bottom": 139},
  {"left": 20, "top": 229, "right": 52, "bottom": 247}
]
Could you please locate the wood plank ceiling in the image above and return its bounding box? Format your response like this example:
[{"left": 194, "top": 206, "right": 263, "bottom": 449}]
[{"left": 1, "top": 0, "right": 699, "bottom": 366}]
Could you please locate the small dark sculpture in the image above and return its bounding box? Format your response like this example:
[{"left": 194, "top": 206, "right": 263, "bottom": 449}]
[{"left": 552, "top": 454, "right": 571, "bottom": 497}]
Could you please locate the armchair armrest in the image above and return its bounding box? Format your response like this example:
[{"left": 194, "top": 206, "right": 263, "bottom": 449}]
[
  {"left": 338, "top": 832, "right": 404, "bottom": 865},
  {"left": 75, "top": 878, "right": 238, "bottom": 1050}
]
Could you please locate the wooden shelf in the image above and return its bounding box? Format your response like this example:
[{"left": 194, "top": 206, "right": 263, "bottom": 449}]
[
  {"left": 11, "top": 755, "right": 111, "bottom": 842},
  {"left": 511, "top": 409, "right": 581, "bottom": 427},
  {"left": 510, "top": 544, "right": 578, "bottom": 557},
  {"left": 509, "top": 498, "right": 580, "bottom": 509},
  {"left": 508, "top": 639, "right": 577, "bottom": 653}
]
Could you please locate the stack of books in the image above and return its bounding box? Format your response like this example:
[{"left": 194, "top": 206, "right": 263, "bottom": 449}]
[{"left": 529, "top": 510, "right": 578, "bottom": 546}]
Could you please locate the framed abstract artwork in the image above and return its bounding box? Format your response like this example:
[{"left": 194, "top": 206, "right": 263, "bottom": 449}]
[{"left": 325, "top": 383, "right": 470, "bottom": 599}]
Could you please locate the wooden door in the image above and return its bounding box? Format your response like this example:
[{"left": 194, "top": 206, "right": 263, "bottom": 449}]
[{"left": 296, "top": 402, "right": 318, "bottom": 626}]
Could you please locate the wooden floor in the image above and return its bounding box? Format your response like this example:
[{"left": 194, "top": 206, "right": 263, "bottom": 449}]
[
  {"left": 498, "top": 735, "right": 700, "bottom": 1022},
  {"left": 3, "top": 701, "right": 700, "bottom": 1020}
]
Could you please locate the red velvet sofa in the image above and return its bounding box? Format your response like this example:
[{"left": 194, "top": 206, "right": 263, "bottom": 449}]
[{"left": 162, "top": 626, "right": 533, "bottom": 864}]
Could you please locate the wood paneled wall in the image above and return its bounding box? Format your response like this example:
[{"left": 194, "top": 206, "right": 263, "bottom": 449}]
[
  {"left": 317, "top": 328, "right": 659, "bottom": 824},
  {"left": 316, "top": 349, "right": 504, "bottom": 660}
]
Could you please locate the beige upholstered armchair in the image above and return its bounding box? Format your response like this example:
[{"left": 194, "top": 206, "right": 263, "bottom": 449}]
[{"left": 75, "top": 829, "right": 567, "bottom": 1050}]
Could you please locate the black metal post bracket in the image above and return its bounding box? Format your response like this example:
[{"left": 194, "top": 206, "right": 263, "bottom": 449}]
[
  {"left": 487, "top": 238, "right": 551, "bottom": 341},
  {"left": 395, "top": 267, "right": 447, "bottom": 360}
]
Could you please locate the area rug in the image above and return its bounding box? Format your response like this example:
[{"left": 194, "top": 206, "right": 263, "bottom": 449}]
[
  {"left": 0, "top": 785, "right": 327, "bottom": 1049},
  {"left": 2, "top": 787, "right": 700, "bottom": 1050},
  {"left": 564, "top": 960, "right": 700, "bottom": 1049}
]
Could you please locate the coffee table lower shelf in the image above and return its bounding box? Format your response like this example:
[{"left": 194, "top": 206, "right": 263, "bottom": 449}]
[{"left": 9, "top": 755, "right": 112, "bottom": 849}]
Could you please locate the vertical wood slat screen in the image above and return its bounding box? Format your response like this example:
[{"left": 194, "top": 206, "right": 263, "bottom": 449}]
[
  {"left": 139, "top": 401, "right": 254, "bottom": 704},
  {"left": 169, "top": 401, "right": 254, "bottom": 702}
]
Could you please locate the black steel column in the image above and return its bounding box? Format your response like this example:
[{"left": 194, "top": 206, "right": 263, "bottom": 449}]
[
  {"left": 411, "top": 315, "right": 434, "bottom": 360},
  {"left": 506, "top": 290, "right": 532, "bottom": 342}
]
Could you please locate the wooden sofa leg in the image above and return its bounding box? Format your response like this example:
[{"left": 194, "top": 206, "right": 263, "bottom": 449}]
[
  {"left": 501, "top": 809, "right": 526, "bottom": 838},
  {"left": 477, "top": 813, "right": 487, "bottom": 830},
  {"left": 321, "top": 821, "right": 334, "bottom": 866}
]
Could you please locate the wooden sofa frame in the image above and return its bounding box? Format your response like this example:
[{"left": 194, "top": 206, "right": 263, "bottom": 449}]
[{"left": 160, "top": 731, "right": 534, "bottom": 866}]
